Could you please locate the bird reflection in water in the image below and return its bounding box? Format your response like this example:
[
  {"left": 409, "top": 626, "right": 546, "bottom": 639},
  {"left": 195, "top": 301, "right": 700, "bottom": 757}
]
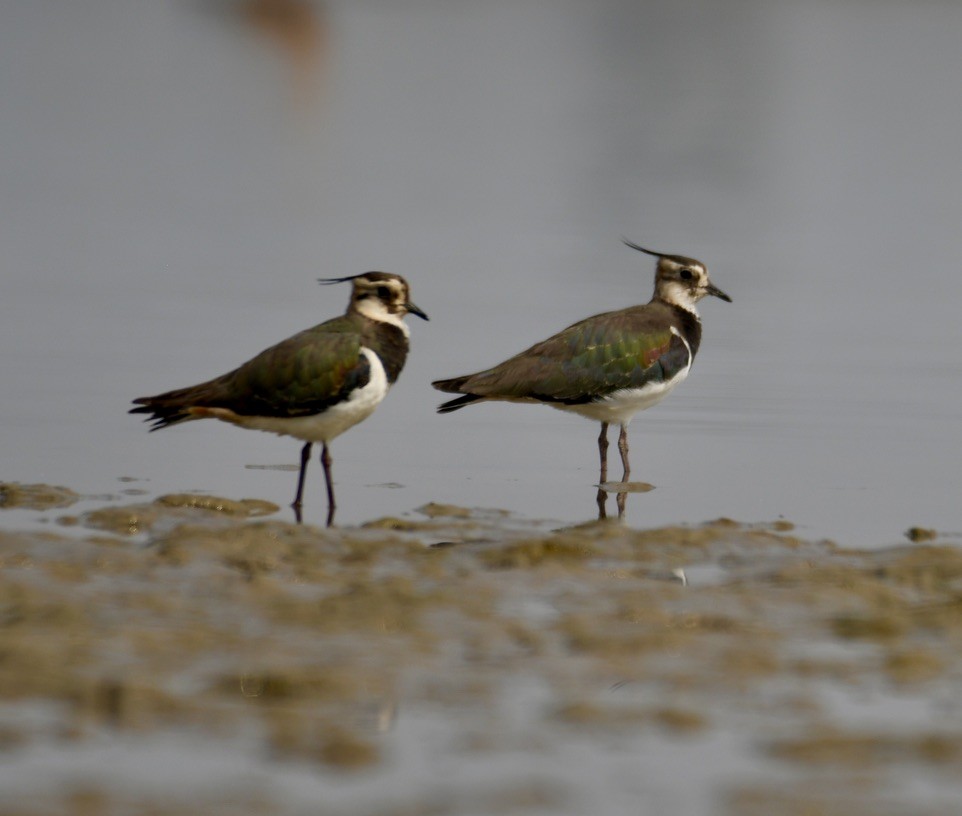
[{"left": 595, "top": 480, "right": 654, "bottom": 521}]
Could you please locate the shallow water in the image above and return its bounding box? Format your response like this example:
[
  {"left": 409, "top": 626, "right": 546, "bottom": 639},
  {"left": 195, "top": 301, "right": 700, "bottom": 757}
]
[
  {"left": 2, "top": 1, "right": 962, "bottom": 812},
  {"left": 3, "top": 1, "right": 962, "bottom": 546}
]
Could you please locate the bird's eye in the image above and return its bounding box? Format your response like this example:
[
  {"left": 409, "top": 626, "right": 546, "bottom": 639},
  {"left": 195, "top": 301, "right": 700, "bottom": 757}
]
[
  {"left": 679, "top": 269, "right": 694, "bottom": 281},
  {"left": 376, "top": 286, "right": 391, "bottom": 299}
]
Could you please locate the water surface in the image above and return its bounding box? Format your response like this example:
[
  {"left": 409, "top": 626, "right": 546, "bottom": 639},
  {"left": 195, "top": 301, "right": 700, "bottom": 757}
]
[{"left": 3, "top": 1, "right": 961, "bottom": 545}]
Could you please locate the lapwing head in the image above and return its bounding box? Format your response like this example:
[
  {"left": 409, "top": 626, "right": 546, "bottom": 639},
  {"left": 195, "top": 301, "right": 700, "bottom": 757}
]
[
  {"left": 622, "top": 238, "right": 732, "bottom": 313},
  {"left": 319, "top": 271, "right": 429, "bottom": 330}
]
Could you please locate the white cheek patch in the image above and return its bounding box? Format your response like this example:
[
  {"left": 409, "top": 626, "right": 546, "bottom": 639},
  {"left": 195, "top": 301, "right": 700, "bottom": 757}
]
[
  {"left": 356, "top": 298, "right": 410, "bottom": 337},
  {"left": 662, "top": 281, "right": 700, "bottom": 316}
]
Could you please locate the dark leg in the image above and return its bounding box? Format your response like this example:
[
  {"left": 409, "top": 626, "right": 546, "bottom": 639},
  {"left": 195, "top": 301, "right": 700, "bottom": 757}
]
[
  {"left": 596, "top": 487, "right": 608, "bottom": 520},
  {"left": 618, "top": 424, "right": 630, "bottom": 482},
  {"left": 320, "top": 442, "right": 336, "bottom": 527},
  {"left": 598, "top": 422, "right": 610, "bottom": 484},
  {"left": 616, "top": 490, "right": 627, "bottom": 519},
  {"left": 292, "top": 441, "right": 312, "bottom": 523}
]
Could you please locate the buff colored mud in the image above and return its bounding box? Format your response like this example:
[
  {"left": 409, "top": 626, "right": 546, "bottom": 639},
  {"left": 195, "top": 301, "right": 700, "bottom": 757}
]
[{"left": 0, "top": 482, "right": 961, "bottom": 815}]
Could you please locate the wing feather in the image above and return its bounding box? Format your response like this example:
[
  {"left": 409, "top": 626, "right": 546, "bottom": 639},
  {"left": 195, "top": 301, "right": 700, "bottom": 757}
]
[
  {"left": 131, "top": 315, "right": 371, "bottom": 427},
  {"left": 435, "top": 306, "right": 689, "bottom": 404}
]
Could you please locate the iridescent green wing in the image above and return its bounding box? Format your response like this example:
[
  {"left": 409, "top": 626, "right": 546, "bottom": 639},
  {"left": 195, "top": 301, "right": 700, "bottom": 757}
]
[
  {"left": 464, "top": 307, "right": 687, "bottom": 403},
  {"left": 214, "top": 315, "right": 371, "bottom": 417}
]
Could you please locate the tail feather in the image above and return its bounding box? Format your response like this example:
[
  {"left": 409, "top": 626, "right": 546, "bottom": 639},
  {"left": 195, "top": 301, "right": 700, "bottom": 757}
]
[
  {"left": 436, "top": 393, "right": 483, "bottom": 414},
  {"left": 432, "top": 375, "right": 484, "bottom": 414},
  {"left": 129, "top": 399, "right": 195, "bottom": 431},
  {"left": 130, "top": 380, "right": 224, "bottom": 431},
  {"left": 431, "top": 375, "right": 471, "bottom": 394}
]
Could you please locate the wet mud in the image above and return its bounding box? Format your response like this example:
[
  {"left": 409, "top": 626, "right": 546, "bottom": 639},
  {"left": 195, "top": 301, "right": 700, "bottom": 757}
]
[{"left": 1, "top": 482, "right": 960, "bottom": 814}]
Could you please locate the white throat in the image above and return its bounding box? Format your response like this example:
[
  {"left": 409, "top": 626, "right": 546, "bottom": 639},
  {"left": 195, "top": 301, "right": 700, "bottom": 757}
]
[
  {"left": 659, "top": 281, "right": 700, "bottom": 317},
  {"left": 355, "top": 299, "right": 410, "bottom": 337}
]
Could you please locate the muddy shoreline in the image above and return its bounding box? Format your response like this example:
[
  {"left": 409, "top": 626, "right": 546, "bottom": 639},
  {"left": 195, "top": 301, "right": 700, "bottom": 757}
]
[{"left": 1, "top": 482, "right": 960, "bottom": 814}]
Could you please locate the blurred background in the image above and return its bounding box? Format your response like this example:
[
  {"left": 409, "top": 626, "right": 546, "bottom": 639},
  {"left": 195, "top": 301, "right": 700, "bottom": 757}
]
[{"left": 2, "top": 0, "right": 961, "bottom": 544}]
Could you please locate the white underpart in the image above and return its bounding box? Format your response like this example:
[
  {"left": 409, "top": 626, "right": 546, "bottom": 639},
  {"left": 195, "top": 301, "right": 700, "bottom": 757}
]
[
  {"left": 355, "top": 298, "right": 410, "bottom": 338},
  {"left": 555, "top": 327, "right": 693, "bottom": 426},
  {"left": 230, "top": 348, "right": 390, "bottom": 443}
]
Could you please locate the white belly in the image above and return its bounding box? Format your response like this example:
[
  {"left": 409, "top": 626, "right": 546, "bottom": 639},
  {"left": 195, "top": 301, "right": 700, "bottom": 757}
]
[
  {"left": 232, "top": 348, "right": 390, "bottom": 443},
  {"left": 555, "top": 364, "right": 691, "bottom": 426}
]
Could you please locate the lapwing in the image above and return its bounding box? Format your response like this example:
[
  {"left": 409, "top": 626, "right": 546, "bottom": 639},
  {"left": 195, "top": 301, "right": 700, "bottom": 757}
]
[
  {"left": 433, "top": 239, "right": 730, "bottom": 486},
  {"left": 131, "top": 272, "right": 427, "bottom": 526}
]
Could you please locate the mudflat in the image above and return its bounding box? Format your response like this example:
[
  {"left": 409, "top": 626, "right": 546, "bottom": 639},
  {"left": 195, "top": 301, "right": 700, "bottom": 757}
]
[{"left": 1, "top": 482, "right": 960, "bottom": 815}]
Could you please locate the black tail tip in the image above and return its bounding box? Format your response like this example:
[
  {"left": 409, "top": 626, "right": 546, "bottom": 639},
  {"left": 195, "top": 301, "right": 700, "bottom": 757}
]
[
  {"left": 437, "top": 394, "right": 482, "bottom": 414},
  {"left": 129, "top": 401, "right": 185, "bottom": 431}
]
